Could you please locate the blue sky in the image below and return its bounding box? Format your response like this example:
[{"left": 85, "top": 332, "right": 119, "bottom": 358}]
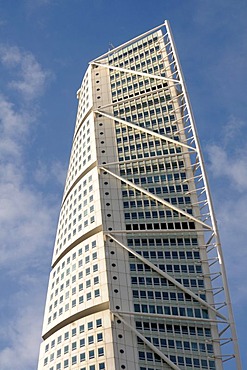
[{"left": 0, "top": 1, "right": 246, "bottom": 369}]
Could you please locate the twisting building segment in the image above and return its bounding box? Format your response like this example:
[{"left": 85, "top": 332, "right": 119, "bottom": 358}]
[{"left": 37, "top": 21, "right": 241, "bottom": 370}]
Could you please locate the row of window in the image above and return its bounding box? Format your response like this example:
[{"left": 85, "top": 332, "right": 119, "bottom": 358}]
[
  {"left": 122, "top": 187, "right": 189, "bottom": 199},
  {"left": 51, "top": 265, "right": 99, "bottom": 300},
  {"left": 133, "top": 290, "right": 195, "bottom": 302},
  {"left": 52, "top": 254, "right": 97, "bottom": 285},
  {"left": 134, "top": 304, "right": 208, "bottom": 319},
  {"left": 117, "top": 145, "right": 178, "bottom": 158},
  {"left": 57, "top": 185, "right": 94, "bottom": 241},
  {"left": 56, "top": 172, "right": 96, "bottom": 255},
  {"left": 124, "top": 209, "right": 192, "bottom": 221},
  {"left": 118, "top": 145, "right": 181, "bottom": 160},
  {"left": 45, "top": 334, "right": 104, "bottom": 361},
  {"left": 111, "top": 50, "right": 161, "bottom": 70},
  {"left": 130, "top": 249, "right": 200, "bottom": 260},
  {"left": 118, "top": 151, "right": 181, "bottom": 162},
  {"left": 108, "top": 35, "right": 159, "bottom": 63},
  {"left": 111, "top": 82, "right": 169, "bottom": 101},
  {"left": 115, "top": 126, "right": 176, "bottom": 141},
  {"left": 130, "top": 263, "right": 202, "bottom": 274},
  {"left": 61, "top": 174, "right": 93, "bottom": 222},
  {"left": 135, "top": 321, "right": 211, "bottom": 337},
  {"left": 53, "top": 239, "right": 97, "bottom": 277},
  {"left": 127, "top": 237, "right": 198, "bottom": 247},
  {"left": 48, "top": 241, "right": 101, "bottom": 323},
  {"left": 131, "top": 276, "right": 205, "bottom": 289},
  {"left": 114, "top": 101, "right": 171, "bottom": 117},
  {"left": 77, "top": 75, "right": 89, "bottom": 121},
  {"left": 112, "top": 70, "right": 166, "bottom": 94},
  {"left": 64, "top": 118, "right": 93, "bottom": 195},
  {"left": 138, "top": 351, "right": 215, "bottom": 369},
  {"left": 47, "top": 289, "right": 101, "bottom": 324},
  {"left": 45, "top": 360, "right": 105, "bottom": 370},
  {"left": 124, "top": 207, "right": 189, "bottom": 220},
  {"left": 118, "top": 161, "right": 186, "bottom": 179},
  {"left": 125, "top": 221, "right": 195, "bottom": 231},
  {"left": 114, "top": 95, "right": 172, "bottom": 112},
  {"left": 116, "top": 113, "right": 176, "bottom": 129},
  {"left": 110, "top": 54, "right": 162, "bottom": 72},
  {"left": 137, "top": 336, "right": 213, "bottom": 353},
  {"left": 45, "top": 319, "right": 103, "bottom": 352},
  {"left": 117, "top": 136, "right": 177, "bottom": 152},
  {"left": 49, "top": 277, "right": 99, "bottom": 312},
  {"left": 122, "top": 179, "right": 188, "bottom": 193}
]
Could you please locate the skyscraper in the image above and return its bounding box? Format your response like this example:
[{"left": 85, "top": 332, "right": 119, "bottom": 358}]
[{"left": 37, "top": 21, "right": 241, "bottom": 370}]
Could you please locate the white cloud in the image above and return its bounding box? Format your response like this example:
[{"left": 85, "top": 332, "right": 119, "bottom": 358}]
[
  {"left": 0, "top": 45, "right": 51, "bottom": 101},
  {"left": 0, "top": 277, "right": 47, "bottom": 370},
  {"left": 206, "top": 115, "right": 247, "bottom": 304},
  {"left": 0, "top": 95, "right": 32, "bottom": 157},
  {"left": 222, "top": 115, "right": 246, "bottom": 146},
  {"left": 34, "top": 160, "right": 67, "bottom": 187},
  {"left": 0, "top": 47, "right": 58, "bottom": 370},
  {"left": 0, "top": 93, "right": 57, "bottom": 270},
  {"left": 207, "top": 144, "right": 247, "bottom": 192}
]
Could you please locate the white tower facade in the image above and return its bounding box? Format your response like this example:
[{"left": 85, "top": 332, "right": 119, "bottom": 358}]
[{"left": 37, "top": 21, "right": 241, "bottom": 370}]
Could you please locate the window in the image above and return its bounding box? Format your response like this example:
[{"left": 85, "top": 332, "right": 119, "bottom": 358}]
[
  {"left": 96, "top": 318, "right": 102, "bottom": 327},
  {"left": 88, "top": 321, "right": 93, "bottom": 330},
  {"left": 72, "top": 356, "right": 77, "bottom": 365},
  {"left": 97, "top": 333, "right": 103, "bottom": 342},
  {"left": 79, "top": 295, "right": 84, "bottom": 304},
  {"left": 64, "top": 359, "right": 69, "bottom": 368},
  {"left": 89, "top": 350, "right": 95, "bottom": 359},
  {"left": 88, "top": 335, "right": 94, "bottom": 345},
  {"left": 78, "top": 337, "right": 85, "bottom": 348},
  {"left": 64, "top": 332, "right": 69, "bottom": 340},
  {"left": 98, "top": 347, "right": 104, "bottom": 357},
  {"left": 80, "top": 353, "right": 85, "bottom": 362}
]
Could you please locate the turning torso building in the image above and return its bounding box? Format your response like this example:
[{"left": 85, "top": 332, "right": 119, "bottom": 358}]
[{"left": 37, "top": 21, "right": 241, "bottom": 370}]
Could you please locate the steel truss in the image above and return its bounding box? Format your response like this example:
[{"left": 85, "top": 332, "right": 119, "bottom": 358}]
[{"left": 91, "top": 21, "right": 241, "bottom": 369}]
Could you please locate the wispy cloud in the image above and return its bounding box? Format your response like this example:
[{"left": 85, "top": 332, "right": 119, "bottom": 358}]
[
  {"left": 207, "top": 117, "right": 247, "bottom": 192},
  {"left": 206, "top": 115, "right": 247, "bottom": 303},
  {"left": 0, "top": 46, "right": 59, "bottom": 370},
  {"left": 0, "top": 45, "right": 51, "bottom": 101},
  {"left": 0, "top": 277, "right": 46, "bottom": 370},
  {"left": 207, "top": 144, "right": 247, "bottom": 193},
  {"left": 34, "top": 160, "right": 67, "bottom": 187}
]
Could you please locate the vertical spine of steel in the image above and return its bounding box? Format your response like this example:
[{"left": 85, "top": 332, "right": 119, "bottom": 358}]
[{"left": 164, "top": 20, "right": 241, "bottom": 370}]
